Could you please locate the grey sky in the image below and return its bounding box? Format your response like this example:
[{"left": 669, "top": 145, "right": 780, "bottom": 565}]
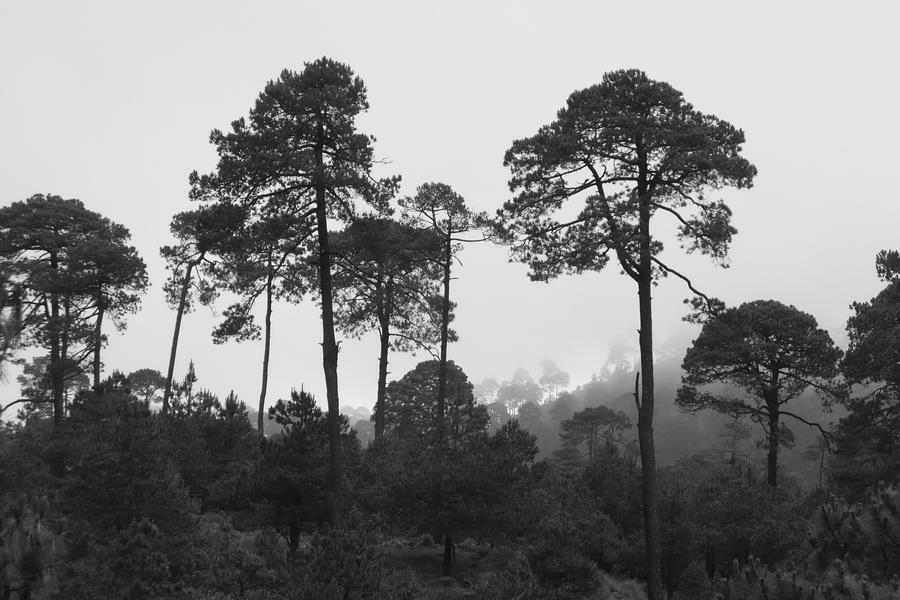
[{"left": 2, "top": 1, "right": 897, "bottom": 412}]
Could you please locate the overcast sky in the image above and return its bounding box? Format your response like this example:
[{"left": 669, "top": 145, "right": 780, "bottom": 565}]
[{"left": 2, "top": 1, "right": 898, "bottom": 413}]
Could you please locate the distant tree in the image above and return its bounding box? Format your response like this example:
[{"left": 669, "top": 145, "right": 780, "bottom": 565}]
[
  {"left": 160, "top": 203, "right": 244, "bottom": 412},
  {"left": 126, "top": 368, "right": 166, "bottom": 406},
  {"left": 497, "top": 368, "right": 543, "bottom": 415},
  {"left": 191, "top": 58, "right": 398, "bottom": 521},
  {"left": 329, "top": 217, "right": 444, "bottom": 441},
  {"left": 560, "top": 405, "right": 632, "bottom": 461},
  {"left": 833, "top": 250, "right": 900, "bottom": 494},
  {"left": 382, "top": 360, "right": 489, "bottom": 447},
  {"left": 495, "top": 69, "right": 757, "bottom": 598},
  {"left": 539, "top": 359, "right": 570, "bottom": 402},
  {"left": 474, "top": 377, "right": 500, "bottom": 403},
  {"left": 399, "top": 183, "right": 486, "bottom": 442},
  {"left": 677, "top": 300, "right": 842, "bottom": 487},
  {"left": 485, "top": 400, "right": 511, "bottom": 432},
  {"left": 0, "top": 194, "right": 143, "bottom": 424},
  {"left": 548, "top": 390, "right": 578, "bottom": 425}
]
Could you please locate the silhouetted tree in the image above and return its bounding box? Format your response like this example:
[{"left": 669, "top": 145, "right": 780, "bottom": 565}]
[
  {"left": 261, "top": 388, "right": 357, "bottom": 550},
  {"left": 126, "top": 368, "right": 166, "bottom": 406},
  {"left": 160, "top": 203, "right": 244, "bottom": 412},
  {"left": 67, "top": 218, "right": 148, "bottom": 387},
  {"left": 329, "top": 217, "right": 444, "bottom": 441},
  {"left": 206, "top": 202, "right": 313, "bottom": 436},
  {"left": 495, "top": 69, "right": 756, "bottom": 598},
  {"left": 834, "top": 250, "right": 900, "bottom": 494},
  {"left": 399, "top": 183, "right": 486, "bottom": 443},
  {"left": 191, "top": 58, "right": 398, "bottom": 521},
  {"left": 1, "top": 194, "right": 147, "bottom": 424},
  {"left": 539, "top": 359, "right": 570, "bottom": 402},
  {"left": 677, "top": 299, "right": 842, "bottom": 487}
]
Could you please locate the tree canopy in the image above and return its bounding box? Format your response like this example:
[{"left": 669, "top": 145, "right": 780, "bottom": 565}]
[{"left": 677, "top": 299, "right": 842, "bottom": 486}]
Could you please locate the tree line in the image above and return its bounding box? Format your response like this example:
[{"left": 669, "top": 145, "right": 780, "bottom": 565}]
[{"left": 1, "top": 57, "right": 899, "bottom": 599}]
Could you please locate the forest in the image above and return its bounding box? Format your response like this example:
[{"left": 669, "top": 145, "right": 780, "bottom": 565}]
[{"left": 1, "top": 58, "right": 899, "bottom": 600}]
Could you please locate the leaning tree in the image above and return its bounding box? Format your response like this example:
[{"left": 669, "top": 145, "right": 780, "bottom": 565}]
[
  {"left": 160, "top": 203, "right": 244, "bottom": 413},
  {"left": 190, "top": 57, "right": 398, "bottom": 521},
  {"left": 494, "top": 69, "right": 756, "bottom": 599},
  {"left": 676, "top": 299, "right": 842, "bottom": 487}
]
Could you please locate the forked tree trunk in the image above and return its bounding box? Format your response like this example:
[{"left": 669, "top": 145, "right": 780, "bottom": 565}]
[
  {"left": 163, "top": 260, "right": 196, "bottom": 413},
  {"left": 257, "top": 272, "right": 273, "bottom": 437},
  {"left": 315, "top": 120, "right": 343, "bottom": 524}
]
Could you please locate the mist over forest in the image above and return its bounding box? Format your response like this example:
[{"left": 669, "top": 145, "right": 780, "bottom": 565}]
[{"left": 2, "top": 10, "right": 900, "bottom": 599}]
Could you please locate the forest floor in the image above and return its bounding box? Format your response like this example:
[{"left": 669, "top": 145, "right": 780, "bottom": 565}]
[{"left": 381, "top": 538, "right": 518, "bottom": 598}]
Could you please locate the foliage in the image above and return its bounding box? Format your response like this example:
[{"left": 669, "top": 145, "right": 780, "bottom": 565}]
[
  {"left": 808, "top": 484, "right": 900, "bottom": 582},
  {"left": 126, "top": 367, "right": 166, "bottom": 405},
  {"left": 559, "top": 405, "right": 633, "bottom": 461},
  {"left": 833, "top": 252, "right": 900, "bottom": 496},
  {"left": 0, "top": 194, "right": 148, "bottom": 422},
  {"left": 258, "top": 388, "right": 358, "bottom": 547},
  {"left": 0, "top": 495, "right": 63, "bottom": 600},
  {"left": 291, "top": 527, "right": 423, "bottom": 600},
  {"left": 678, "top": 300, "right": 842, "bottom": 485}
]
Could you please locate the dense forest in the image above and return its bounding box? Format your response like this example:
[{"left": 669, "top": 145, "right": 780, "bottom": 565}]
[{"left": 1, "top": 59, "right": 899, "bottom": 600}]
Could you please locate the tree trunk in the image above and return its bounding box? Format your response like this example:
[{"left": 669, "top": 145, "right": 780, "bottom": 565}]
[
  {"left": 442, "top": 534, "right": 455, "bottom": 575},
  {"left": 257, "top": 271, "right": 273, "bottom": 437},
  {"left": 374, "top": 271, "right": 389, "bottom": 443},
  {"left": 49, "top": 253, "right": 63, "bottom": 426},
  {"left": 163, "top": 260, "right": 195, "bottom": 413},
  {"left": 288, "top": 519, "right": 300, "bottom": 554},
  {"left": 637, "top": 183, "right": 664, "bottom": 600},
  {"left": 93, "top": 285, "right": 104, "bottom": 388},
  {"left": 766, "top": 390, "right": 780, "bottom": 487},
  {"left": 375, "top": 315, "right": 390, "bottom": 443},
  {"left": 436, "top": 227, "right": 452, "bottom": 441},
  {"left": 315, "top": 120, "right": 342, "bottom": 524}
]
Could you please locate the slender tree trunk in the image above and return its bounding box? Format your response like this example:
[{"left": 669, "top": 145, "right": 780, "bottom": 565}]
[
  {"left": 315, "top": 120, "right": 343, "bottom": 523},
  {"left": 257, "top": 271, "right": 273, "bottom": 437},
  {"left": 93, "top": 285, "right": 104, "bottom": 388},
  {"left": 436, "top": 227, "right": 452, "bottom": 440},
  {"left": 636, "top": 181, "right": 664, "bottom": 600},
  {"left": 371, "top": 269, "right": 388, "bottom": 442},
  {"left": 442, "top": 534, "right": 455, "bottom": 574},
  {"left": 375, "top": 322, "right": 391, "bottom": 444},
  {"left": 49, "top": 270, "right": 63, "bottom": 426},
  {"left": 766, "top": 391, "right": 780, "bottom": 487},
  {"left": 163, "top": 260, "right": 196, "bottom": 413}
]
